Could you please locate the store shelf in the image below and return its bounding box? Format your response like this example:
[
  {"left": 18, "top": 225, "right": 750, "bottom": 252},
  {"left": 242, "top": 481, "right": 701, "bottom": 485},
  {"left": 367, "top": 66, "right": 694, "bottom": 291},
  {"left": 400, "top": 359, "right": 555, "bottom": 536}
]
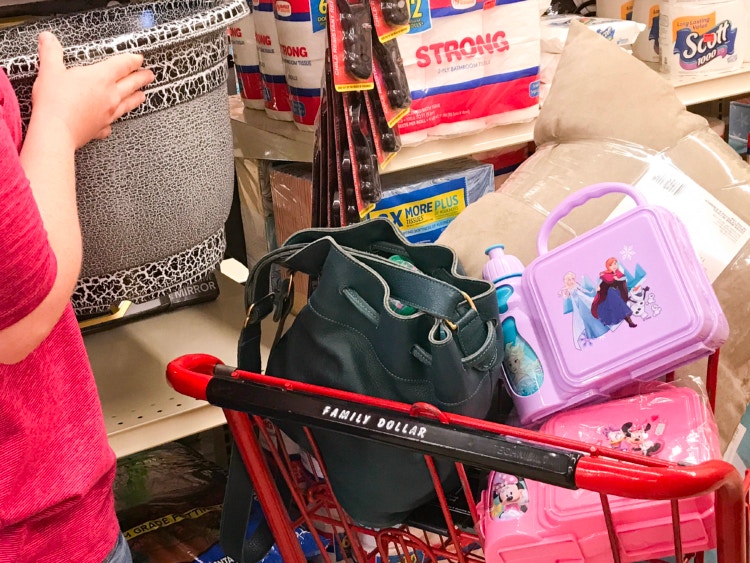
[
  {"left": 230, "top": 63, "right": 750, "bottom": 172},
  {"left": 86, "top": 270, "right": 269, "bottom": 459},
  {"left": 230, "top": 95, "right": 315, "bottom": 163},
  {"left": 656, "top": 62, "right": 750, "bottom": 108},
  {"left": 386, "top": 120, "right": 536, "bottom": 173}
]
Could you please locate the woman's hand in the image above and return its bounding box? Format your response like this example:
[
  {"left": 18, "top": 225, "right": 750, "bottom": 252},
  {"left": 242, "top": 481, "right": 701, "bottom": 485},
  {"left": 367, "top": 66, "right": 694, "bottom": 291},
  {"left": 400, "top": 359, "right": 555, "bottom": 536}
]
[{"left": 30, "top": 31, "right": 155, "bottom": 150}]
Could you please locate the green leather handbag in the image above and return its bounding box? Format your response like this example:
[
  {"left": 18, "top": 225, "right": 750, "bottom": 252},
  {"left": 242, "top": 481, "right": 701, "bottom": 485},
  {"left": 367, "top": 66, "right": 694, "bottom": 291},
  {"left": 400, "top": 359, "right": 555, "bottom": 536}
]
[{"left": 226, "top": 218, "right": 502, "bottom": 556}]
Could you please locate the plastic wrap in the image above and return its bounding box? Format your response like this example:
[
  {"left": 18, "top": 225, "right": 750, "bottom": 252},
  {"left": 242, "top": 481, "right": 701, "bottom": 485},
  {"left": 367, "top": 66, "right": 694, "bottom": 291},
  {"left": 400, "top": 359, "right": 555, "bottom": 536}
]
[
  {"left": 478, "top": 383, "right": 722, "bottom": 562},
  {"left": 538, "top": 16, "right": 644, "bottom": 105},
  {"left": 595, "top": 0, "right": 633, "bottom": 19},
  {"left": 631, "top": 0, "right": 660, "bottom": 63},
  {"left": 274, "top": 0, "right": 326, "bottom": 131},
  {"left": 254, "top": 0, "right": 294, "bottom": 120},
  {"left": 472, "top": 142, "right": 534, "bottom": 189},
  {"left": 230, "top": 3, "right": 266, "bottom": 110},
  {"left": 659, "top": 0, "right": 746, "bottom": 77}
]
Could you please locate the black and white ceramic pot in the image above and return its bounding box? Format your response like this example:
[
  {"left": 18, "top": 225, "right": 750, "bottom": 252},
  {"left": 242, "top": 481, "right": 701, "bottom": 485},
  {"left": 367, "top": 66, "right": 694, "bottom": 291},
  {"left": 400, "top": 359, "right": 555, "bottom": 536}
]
[{"left": 0, "top": 0, "right": 248, "bottom": 317}]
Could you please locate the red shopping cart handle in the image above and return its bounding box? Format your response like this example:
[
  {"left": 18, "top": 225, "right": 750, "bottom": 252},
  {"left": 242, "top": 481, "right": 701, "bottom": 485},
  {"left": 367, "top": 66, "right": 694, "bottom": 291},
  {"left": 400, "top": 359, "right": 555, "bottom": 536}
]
[
  {"left": 167, "top": 353, "right": 584, "bottom": 489},
  {"left": 167, "top": 353, "right": 745, "bottom": 499},
  {"left": 577, "top": 456, "right": 742, "bottom": 499},
  {"left": 166, "top": 353, "right": 221, "bottom": 401}
]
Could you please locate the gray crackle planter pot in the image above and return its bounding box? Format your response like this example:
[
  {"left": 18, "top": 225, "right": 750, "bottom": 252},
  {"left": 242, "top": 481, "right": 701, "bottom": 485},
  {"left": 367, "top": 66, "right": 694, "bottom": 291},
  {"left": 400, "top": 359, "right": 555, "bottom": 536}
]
[{"left": 0, "top": 0, "right": 248, "bottom": 317}]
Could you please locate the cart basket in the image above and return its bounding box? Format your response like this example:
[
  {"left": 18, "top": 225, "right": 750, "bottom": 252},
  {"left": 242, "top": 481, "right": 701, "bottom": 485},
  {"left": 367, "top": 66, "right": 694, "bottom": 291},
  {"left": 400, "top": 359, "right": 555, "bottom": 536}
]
[{"left": 167, "top": 353, "right": 748, "bottom": 563}]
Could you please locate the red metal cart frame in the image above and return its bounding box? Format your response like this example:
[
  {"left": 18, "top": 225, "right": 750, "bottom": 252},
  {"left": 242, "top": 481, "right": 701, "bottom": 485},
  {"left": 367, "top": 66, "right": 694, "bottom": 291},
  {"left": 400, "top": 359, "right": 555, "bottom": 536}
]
[{"left": 167, "top": 352, "right": 748, "bottom": 563}]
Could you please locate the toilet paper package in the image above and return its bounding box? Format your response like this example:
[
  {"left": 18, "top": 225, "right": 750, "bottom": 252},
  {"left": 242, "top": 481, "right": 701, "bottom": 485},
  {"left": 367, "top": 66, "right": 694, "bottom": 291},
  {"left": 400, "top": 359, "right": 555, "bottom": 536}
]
[
  {"left": 230, "top": 3, "right": 266, "bottom": 110},
  {"left": 541, "top": 15, "right": 645, "bottom": 53},
  {"left": 394, "top": 0, "right": 541, "bottom": 145},
  {"left": 631, "top": 0, "right": 660, "bottom": 62},
  {"left": 540, "top": 51, "right": 560, "bottom": 84},
  {"left": 254, "top": 0, "right": 294, "bottom": 120},
  {"left": 659, "top": 0, "right": 746, "bottom": 76},
  {"left": 595, "top": 0, "right": 633, "bottom": 20},
  {"left": 274, "top": 0, "right": 326, "bottom": 131},
  {"left": 538, "top": 81, "right": 551, "bottom": 106}
]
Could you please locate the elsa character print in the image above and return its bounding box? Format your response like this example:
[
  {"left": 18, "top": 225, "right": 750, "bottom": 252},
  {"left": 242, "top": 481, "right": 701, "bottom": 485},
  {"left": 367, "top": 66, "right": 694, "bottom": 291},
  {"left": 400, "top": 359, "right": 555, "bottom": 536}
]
[
  {"left": 561, "top": 272, "right": 609, "bottom": 349},
  {"left": 591, "top": 257, "right": 638, "bottom": 329}
]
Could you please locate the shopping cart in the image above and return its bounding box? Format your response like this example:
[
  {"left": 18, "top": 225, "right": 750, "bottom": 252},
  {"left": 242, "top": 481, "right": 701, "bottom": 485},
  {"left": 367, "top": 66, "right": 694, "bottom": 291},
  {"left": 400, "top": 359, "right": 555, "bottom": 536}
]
[{"left": 166, "top": 352, "right": 748, "bottom": 563}]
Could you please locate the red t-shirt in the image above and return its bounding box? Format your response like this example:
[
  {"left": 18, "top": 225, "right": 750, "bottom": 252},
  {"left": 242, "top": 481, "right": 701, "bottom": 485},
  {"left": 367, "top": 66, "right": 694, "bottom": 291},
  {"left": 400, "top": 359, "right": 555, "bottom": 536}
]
[{"left": 0, "top": 71, "right": 120, "bottom": 562}]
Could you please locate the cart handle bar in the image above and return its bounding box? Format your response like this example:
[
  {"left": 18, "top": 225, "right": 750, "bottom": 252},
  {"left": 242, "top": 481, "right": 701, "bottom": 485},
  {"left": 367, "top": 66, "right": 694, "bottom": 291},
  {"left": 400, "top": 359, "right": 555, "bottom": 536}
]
[{"left": 167, "top": 354, "right": 744, "bottom": 497}]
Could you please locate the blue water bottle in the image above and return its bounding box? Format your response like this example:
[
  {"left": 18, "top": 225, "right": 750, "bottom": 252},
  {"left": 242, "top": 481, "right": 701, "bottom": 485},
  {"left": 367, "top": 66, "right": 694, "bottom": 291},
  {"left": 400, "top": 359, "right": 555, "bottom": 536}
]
[{"left": 482, "top": 245, "right": 544, "bottom": 397}]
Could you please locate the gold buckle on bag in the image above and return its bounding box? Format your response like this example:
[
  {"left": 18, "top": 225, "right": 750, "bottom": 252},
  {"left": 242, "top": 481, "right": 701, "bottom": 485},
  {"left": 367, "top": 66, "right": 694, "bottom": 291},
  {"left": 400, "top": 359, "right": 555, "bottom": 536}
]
[
  {"left": 444, "top": 291, "right": 477, "bottom": 332},
  {"left": 243, "top": 272, "right": 297, "bottom": 329},
  {"left": 273, "top": 272, "right": 296, "bottom": 347},
  {"left": 273, "top": 271, "right": 295, "bottom": 322}
]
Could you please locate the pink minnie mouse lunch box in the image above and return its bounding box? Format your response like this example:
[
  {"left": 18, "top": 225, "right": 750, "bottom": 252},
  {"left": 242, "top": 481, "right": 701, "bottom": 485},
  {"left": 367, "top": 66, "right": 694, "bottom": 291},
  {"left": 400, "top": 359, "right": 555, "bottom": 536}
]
[
  {"left": 504, "top": 182, "right": 728, "bottom": 425},
  {"left": 478, "top": 386, "right": 721, "bottom": 562}
]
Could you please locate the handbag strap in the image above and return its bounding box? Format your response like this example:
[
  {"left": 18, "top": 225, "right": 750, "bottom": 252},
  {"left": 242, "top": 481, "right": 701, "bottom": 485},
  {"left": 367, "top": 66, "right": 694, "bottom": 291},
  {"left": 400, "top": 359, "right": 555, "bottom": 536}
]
[
  {"left": 349, "top": 250, "right": 497, "bottom": 323},
  {"left": 220, "top": 441, "right": 276, "bottom": 563},
  {"left": 244, "top": 218, "right": 497, "bottom": 323},
  {"left": 242, "top": 229, "right": 499, "bottom": 372}
]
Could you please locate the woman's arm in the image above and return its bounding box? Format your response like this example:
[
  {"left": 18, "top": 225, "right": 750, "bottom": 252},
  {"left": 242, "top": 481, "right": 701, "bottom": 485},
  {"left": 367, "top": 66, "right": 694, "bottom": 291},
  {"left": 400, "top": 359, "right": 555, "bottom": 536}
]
[{"left": 0, "top": 32, "right": 153, "bottom": 364}]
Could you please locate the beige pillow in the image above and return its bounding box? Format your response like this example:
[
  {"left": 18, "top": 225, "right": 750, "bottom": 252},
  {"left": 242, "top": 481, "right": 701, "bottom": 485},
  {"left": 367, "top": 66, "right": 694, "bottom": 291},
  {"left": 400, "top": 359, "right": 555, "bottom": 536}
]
[{"left": 534, "top": 20, "right": 707, "bottom": 151}]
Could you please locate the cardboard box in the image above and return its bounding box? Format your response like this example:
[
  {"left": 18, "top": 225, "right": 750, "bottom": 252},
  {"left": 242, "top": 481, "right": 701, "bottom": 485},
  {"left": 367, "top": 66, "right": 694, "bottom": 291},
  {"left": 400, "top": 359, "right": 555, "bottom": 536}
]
[
  {"left": 269, "top": 163, "right": 314, "bottom": 245},
  {"left": 269, "top": 163, "right": 315, "bottom": 311}
]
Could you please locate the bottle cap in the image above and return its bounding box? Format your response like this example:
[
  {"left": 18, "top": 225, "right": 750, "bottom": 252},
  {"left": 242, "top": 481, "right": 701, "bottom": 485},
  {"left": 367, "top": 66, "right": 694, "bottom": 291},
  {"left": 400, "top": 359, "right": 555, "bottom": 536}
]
[{"left": 482, "top": 244, "right": 524, "bottom": 283}]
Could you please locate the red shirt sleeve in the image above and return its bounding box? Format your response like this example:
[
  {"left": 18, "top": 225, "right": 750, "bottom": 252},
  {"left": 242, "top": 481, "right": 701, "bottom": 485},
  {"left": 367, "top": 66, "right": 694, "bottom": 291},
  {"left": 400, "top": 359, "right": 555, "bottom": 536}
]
[{"left": 0, "top": 76, "right": 58, "bottom": 330}]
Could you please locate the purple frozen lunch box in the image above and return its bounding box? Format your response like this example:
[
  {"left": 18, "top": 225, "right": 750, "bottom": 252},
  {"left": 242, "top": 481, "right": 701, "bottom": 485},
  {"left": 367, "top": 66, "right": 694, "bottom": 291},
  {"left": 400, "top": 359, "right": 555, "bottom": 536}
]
[{"left": 508, "top": 182, "right": 728, "bottom": 425}]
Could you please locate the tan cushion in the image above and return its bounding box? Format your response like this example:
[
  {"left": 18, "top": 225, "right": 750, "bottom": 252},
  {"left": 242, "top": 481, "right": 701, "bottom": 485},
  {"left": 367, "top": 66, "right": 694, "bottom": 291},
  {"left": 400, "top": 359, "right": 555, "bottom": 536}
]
[{"left": 533, "top": 20, "right": 707, "bottom": 151}]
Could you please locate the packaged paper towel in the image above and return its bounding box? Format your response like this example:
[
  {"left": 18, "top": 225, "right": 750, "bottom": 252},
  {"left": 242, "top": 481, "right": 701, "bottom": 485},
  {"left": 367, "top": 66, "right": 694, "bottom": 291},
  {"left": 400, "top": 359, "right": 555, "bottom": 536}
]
[
  {"left": 541, "top": 15, "right": 645, "bottom": 53},
  {"left": 394, "top": 0, "right": 541, "bottom": 146},
  {"left": 540, "top": 51, "right": 561, "bottom": 83},
  {"left": 595, "top": 0, "right": 633, "bottom": 20},
  {"left": 254, "top": 0, "right": 294, "bottom": 120},
  {"left": 274, "top": 0, "right": 326, "bottom": 131},
  {"left": 631, "top": 0, "right": 661, "bottom": 62},
  {"left": 539, "top": 51, "right": 559, "bottom": 104},
  {"left": 366, "top": 158, "right": 494, "bottom": 242},
  {"left": 230, "top": 3, "right": 265, "bottom": 110},
  {"left": 659, "top": 0, "right": 746, "bottom": 76}
]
